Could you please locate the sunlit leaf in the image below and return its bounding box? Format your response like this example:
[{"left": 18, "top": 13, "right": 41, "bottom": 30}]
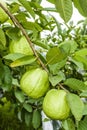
[
  {"left": 10, "top": 55, "right": 36, "bottom": 67},
  {"left": 55, "top": 0, "right": 73, "bottom": 22},
  {"left": 46, "top": 47, "right": 66, "bottom": 64},
  {"left": 0, "top": 28, "right": 6, "bottom": 47},
  {"left": 18, "top": 0, "right": 35, "bottom": 18},
  {"left": 64, "top": 78, "right": 87, "bottom": 91},
  {"left": 67, "top": 93, "right": 84, "bottom": 121},
  {"left": 62, "top": 118, "right": 75, "bottom": 130}
]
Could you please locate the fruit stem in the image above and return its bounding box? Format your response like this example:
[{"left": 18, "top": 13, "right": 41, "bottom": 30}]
[{"left": 0, "top": 3, "right": 48, "bottom": 72}]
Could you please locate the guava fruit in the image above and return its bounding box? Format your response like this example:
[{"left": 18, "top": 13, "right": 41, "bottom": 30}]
[
  {"left": 0, "top": 0, "right": 8, "bottom": 23},
  {"left": 43, "top": 89, "right": 70, "bottom": 120},
  {"left": 9, "top": 36, "right": 33, "bottom": 55},
  {"left": 20, "top": 68, "right": 49, "bottom": 98}
]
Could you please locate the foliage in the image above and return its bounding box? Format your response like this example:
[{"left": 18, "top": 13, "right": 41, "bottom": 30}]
[{"left": 0, "top": 0, "right": 87, "bottom": 130}]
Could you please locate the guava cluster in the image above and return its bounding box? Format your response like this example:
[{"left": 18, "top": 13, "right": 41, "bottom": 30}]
[{"left": 9, "top": 36, "right": 70, "bottom": 120}]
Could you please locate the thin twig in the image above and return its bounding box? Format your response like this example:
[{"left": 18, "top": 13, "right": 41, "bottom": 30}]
[
  {"left": 58, "top": 83, "right": 69, "bottom": 93},
  {"left": 0, "top": 3, "right": 48, "bottom": 72}
]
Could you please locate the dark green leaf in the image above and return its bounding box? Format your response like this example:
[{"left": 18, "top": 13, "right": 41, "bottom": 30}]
[
  {"left": 15, "top": 90, "right": 25, "bottom": 103},
  {"left": 64, "top": 78, "right": 87, "bottom": 91},
  {"left": 2, "top": 66, "right": 12, "bottom": 91},
  {"left": 23, "top": 103, "right": 32, "bottom": 112},
  {"left": 32, "top": 109, "right": 41, "bottom": 129},
  {"left": 67, "top": 93, "right": 84, "bottom": 121},
  {"left": 25, "top": 112, "right": 32, "bottom": 127}
]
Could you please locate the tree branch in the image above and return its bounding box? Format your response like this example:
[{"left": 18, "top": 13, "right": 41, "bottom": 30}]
[{"left": 0, "top": 3, "right": 48, "bottom": 72}]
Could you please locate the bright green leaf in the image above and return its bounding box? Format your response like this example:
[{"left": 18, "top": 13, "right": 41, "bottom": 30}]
[
  {"left": 46, "top": 47, "right": 66, "bottom": 64},
  {"left": 18, "top": 0, "right": 35, "bottom": 18},
  {"left": 82, "top": 103, "right": 87, "bottom": 115},
  {"left": 49, "top": 71, "right": 65, "bottom": 86},
  {"left": 10, "top": 55, "right": 36, "bottom": 67},
  {"left": 55, "top": 0, "right": 73, "bottom": 22},
  {"left": 3, "top": 53, "right": 25, "bottom": 61},
  {"left": 67, "top": 93, "right": 84, "bottom": 121},
  {"left": 64, "top": 78, "right": 87, "bottom": 91},
  {"left": 80, "top": 91, "right": 87, "bottom": 97},
  {"left": 0, "top": 28, "right": 6, "bottom": 47},
  {"left": 62, "top": 118, "right": 75, "bottom": 130}
]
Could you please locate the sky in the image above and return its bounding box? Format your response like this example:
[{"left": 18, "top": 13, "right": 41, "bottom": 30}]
[{"left": 41, "top": 0, "right": 85, "bottom": 25}]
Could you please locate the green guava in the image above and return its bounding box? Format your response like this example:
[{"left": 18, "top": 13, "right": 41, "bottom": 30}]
[
  {"left": 9, "top": 36, "right": 33, "bottom": 55},
  {"left": 0, "top": 0, "right": 8, "bottom": 23},
  {"left": 20, "top": 68, "right": 49, "bottom": 98},
  {"left": 43, "top": 89, "right": 70, "bottom": 120}
]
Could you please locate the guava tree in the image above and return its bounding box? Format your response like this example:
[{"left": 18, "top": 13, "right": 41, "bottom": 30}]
[{"left": 0, "top": 0, "right": 87, "bottom": 130}]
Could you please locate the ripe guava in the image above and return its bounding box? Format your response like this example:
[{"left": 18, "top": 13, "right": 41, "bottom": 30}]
[
  {"left": 9, "top": 36, "right": 33, "bottom": 55},
  {"left": 0, "top": 0, "right": 8, "bottom": 23},
  {"left": 43, "top": 89, "right": 70, "bottom": 120},
  {"left": 20, "top": 68, "right": 49, "bottom": 98}
]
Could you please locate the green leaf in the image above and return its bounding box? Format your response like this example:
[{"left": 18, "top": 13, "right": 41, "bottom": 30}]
[
  {"left": 74, "top": 55, "right": 87, "bottom": 69},
  {"left": 2, "top": 66, "right": 12, "bottom": 91},
  {"left": 59, "top": 40, "right": 78, "bottom": 54},
  {"left": 67, "top": 93, "right": 84, "bottom": 121},
  {"left": 0, "top": 28, "right": 6, "bottom": 47},
  {"left": 6, "top": 27, "right": 20, "bottom": 40},
  {"left": 55, "top": 0, "right": 73, "bottom": 22},
  {"left": 82, "top": 103, "right": 87, "bottom": 115},
  {"left": 64, "top": 78, "right": 87, "bottom": 91},
  {"left": 69, "top": 58, "right": 84, "bottom": 70},
  {"left": 79, "top": 0, "right": 87, "bottom": 17},
  {"left": 73, "top": 0, "right": 85, "bottom": 16},
  {"left": 75, "top": 48, "right": 87, "bottom": 56},
  {"left": 46, "top": 47, "right": 66, "bottom": 65},
  {"left": 80, "top": 91, "right": 87, "bottom": 97},
  {"left": 25, "top": 112, "right": 32, "bottom": 127},
  {"left": 47, "top": 0, "right": 55, "bottom": 4},
  {"left": 62, "top": 118, "right": 75, "bottom": 130},
  {"left": 10, "top": 55, "right": 36, "bottom": 67},
  {"left": 32, "top": 109, "right": 41, "bottom": 129},
  {"left": 3, "top": 53, "right": 25, "bottom": 61},
  {"left": 18, "top": 0, "right": 35, "bottom": 18},
  {"left": 77, "top": 116, "right": 87, "bottom": 130},
  {"left": 14, "top": 90, "right": 25, "bottom": 103},
  {"left": 49, "top": 58, "right": 67, "bottom": 75},
  {"left": 23, "top": 103, "right": 32, "bottom": 113},
  {"left": 49, "top": 71, "right": 65, "bottom": 86}
]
